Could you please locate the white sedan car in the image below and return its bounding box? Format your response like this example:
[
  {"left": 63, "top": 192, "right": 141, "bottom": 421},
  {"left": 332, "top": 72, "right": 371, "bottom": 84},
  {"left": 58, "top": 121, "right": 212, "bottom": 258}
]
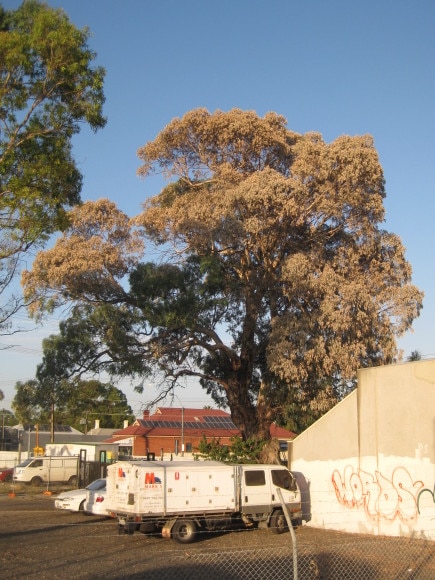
[{"left": 54, "top": 478, "right": 107, "bottom": 515}]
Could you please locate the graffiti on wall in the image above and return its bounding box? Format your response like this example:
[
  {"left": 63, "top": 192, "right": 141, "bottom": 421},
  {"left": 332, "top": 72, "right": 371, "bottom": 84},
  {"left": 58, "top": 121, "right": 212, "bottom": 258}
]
[
  {"left": 417, "top": 485, "right": 435, "bottom": 522},
  {"left": 332, "top": 465, "right": 425, "bottom": 523}
]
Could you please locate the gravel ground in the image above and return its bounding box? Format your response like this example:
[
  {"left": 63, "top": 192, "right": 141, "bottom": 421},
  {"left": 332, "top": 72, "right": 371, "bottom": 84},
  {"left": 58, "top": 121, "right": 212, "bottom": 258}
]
[{"left": 1, "top": 489, "right": 434, "bottom": 579}]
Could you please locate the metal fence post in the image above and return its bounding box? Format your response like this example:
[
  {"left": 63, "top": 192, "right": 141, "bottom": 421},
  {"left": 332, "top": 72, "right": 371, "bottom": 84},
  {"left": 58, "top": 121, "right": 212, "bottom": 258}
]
[{"left": 276, "top": 486, "right": 298, "bottom": 580}]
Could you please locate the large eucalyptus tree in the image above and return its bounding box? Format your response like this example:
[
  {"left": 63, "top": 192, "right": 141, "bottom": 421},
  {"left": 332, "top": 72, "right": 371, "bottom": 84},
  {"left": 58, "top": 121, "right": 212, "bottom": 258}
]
[{"left": 23, "top": 109, "right": 423, "bottom": 439}]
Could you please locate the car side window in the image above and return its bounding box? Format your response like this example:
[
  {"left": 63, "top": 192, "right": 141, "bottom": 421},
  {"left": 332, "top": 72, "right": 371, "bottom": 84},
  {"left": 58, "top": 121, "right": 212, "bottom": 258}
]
[{"left": 244, "top": 470, "right": 266, "bottom": 486}]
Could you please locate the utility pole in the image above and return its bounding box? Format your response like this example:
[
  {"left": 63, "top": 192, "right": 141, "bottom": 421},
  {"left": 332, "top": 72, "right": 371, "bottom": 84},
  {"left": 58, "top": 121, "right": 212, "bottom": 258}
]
[
  {"left": 181, "top": 406, "right": 184, "bottom": 457},
  {"left": 1, "top": 412, "right": 5, "bottom": 451}
]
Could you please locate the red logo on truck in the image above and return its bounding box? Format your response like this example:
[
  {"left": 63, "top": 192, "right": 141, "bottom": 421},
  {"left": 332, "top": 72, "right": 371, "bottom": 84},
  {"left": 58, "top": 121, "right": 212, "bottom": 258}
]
[{"left": 144, "top": 472, "right": 161, "bottom": 488}]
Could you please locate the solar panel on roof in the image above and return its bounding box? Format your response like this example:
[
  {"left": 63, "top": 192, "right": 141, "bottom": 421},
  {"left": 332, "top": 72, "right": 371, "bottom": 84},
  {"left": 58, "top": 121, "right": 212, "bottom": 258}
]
[{"left": 203, "top": 416, "right": 236, "bottom": 428}]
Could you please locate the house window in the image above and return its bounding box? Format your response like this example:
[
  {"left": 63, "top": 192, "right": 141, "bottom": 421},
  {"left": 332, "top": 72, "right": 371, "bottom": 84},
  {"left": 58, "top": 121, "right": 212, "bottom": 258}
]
[
  {"left": 119, "top": 446, "right": 132, "bottom": 458},
  {"left": 185, "top": 443, "right": 193, "bottom": 453}
]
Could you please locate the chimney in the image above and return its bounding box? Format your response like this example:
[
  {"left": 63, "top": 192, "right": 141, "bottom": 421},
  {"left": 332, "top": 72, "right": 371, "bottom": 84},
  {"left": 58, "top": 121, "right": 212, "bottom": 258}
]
[
  {"left": 123, "top": 420, "right": 129, "bottom": 428},
  {"left": 94, "top": 419, "right": 100, "bottom": 430},
  {"left": 143, "top": 410, "right": 150, "bottom": 419}
]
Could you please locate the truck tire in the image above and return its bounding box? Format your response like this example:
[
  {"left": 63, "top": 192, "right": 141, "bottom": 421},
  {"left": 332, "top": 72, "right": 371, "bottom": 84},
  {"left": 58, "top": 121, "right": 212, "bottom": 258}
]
[
  {"left": 172, "top": 519, "right": 197, "bottom": 544},
  {"left": 30, "top": 476, "right": 43, "bottom": 487},
  {"left": 270, "top": 509, "right": 288, "bottom": 534},
  {"left": 68, "top": 475, "right": 78, "bottom": 486}
]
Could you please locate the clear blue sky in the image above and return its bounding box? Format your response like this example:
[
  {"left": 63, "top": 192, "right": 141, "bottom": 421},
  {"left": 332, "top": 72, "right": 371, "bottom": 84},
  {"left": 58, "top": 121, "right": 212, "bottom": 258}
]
[{"left": 1, "top": 0, "right": 434, "bottom": 415}]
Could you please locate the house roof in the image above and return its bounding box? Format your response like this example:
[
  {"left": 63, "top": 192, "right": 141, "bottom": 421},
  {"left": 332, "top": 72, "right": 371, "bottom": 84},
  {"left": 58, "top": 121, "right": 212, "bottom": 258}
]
[
  {"left": 105, "top": 407, "right": 239, "bottom": 442},
  {"left": 103, "top": 407, "right": 296, "bottom": 443},
  {"left": 269, "top": 422, "right": 297, "bottom": 440}
]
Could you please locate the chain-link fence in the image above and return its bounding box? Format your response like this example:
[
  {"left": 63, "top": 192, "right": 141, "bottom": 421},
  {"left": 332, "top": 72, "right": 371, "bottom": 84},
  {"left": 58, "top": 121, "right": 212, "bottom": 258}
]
[{"left": 134, "top": 534, "right": 435, "bottom": 579}]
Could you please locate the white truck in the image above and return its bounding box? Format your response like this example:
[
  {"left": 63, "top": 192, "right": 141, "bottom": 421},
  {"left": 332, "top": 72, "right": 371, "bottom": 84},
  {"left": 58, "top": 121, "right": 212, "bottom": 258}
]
[
  {"left": 13, "top": 456, "right": 79, "bottom": 486},
  {"left": 106, "top": 460, "right": 302, "bottom": 543}
]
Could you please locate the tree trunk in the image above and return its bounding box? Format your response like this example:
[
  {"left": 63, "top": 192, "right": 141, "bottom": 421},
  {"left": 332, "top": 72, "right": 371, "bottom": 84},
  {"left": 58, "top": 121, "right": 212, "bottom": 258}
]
[
  {"left": 225, "top": 372, "right": 274, "bottom": 441},
  {"left": 226, "top": 376, "right": 259, "bottom": 439}
]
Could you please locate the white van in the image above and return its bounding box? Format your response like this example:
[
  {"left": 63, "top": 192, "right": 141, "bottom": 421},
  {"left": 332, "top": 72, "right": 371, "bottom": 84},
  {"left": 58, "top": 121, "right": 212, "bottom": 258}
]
[{"left": 13, "top": 456, "right": 79, "bottom": 486}]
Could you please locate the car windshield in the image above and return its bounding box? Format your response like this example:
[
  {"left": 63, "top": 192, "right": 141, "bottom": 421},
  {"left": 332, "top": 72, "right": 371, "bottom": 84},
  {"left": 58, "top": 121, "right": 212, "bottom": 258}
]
[
  {"left": 86, "top": 479, "right": 106, "bottom": 491},
  {"left": 16, "top": 458, "right": 34, "bottom": 468}
]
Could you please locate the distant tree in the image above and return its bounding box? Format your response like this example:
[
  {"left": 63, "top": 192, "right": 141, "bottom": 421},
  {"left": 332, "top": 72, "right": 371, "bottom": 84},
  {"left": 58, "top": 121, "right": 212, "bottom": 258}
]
[
  {"left": 0, "top": 0, "right": 106, "bottom": 334},
  {"left": 12, "top": 378, "right": 134, "bottom": 435},
  {"left": 407, "top": 350, "right": 422, "bottom": 361},
  {"left": 62, "top": 379, "right": 135, "bottom": 432},
  {"left": 22, "top": 108, "right": 424, "bottom": 440},
  {"left": 11, "top": 328, "right": 135, "bottom": 438},
  {"left": 12, "top": 379, "right": 49, "bottom": 424},
  {"left": 0, "top": 408, "right": 15, "bottom": 423}
]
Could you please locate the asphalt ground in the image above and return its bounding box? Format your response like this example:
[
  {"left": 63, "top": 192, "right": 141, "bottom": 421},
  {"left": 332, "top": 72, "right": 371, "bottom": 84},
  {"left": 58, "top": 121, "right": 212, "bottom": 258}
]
[{"left": 1, "top": 491, "right": 434, "bottom": 579}]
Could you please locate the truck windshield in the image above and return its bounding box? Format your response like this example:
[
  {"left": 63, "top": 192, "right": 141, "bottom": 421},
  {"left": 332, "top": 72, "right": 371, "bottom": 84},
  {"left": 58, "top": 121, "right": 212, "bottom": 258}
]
[{"left": 271, "top": 469, "right": 296, "bottom": 491}]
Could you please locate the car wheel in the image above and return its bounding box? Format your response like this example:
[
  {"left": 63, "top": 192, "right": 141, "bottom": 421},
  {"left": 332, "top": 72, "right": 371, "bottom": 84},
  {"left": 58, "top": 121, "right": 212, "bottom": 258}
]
[
  {"left": 5, "top": 473, "right": 13, "bottom": 483},
  {"left": 68, "top": 475, "right": 78, "bottom": 486},
  {"left": 30, "top": 476, "right": 43, "bottom": 487},
  {"left": 172, "top": 519, "right": 197, "bottom": 544},
  {"left": 270, "top": 509, "right": 288, "bottom": 534}
]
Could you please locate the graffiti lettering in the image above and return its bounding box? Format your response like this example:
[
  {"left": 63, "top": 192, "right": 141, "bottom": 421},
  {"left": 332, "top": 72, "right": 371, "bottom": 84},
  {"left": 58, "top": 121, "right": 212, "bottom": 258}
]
[
  {"left": 332, "top": 466, "right": 424, "bottom": 523},
  {"left": 417, "top": 485, "right": 435, "bottom": 520}
]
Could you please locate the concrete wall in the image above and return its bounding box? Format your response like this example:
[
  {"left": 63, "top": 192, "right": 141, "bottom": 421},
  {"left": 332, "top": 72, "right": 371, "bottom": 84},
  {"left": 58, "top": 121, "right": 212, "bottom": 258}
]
[{"left": 289, "top": 360, "right": 435, "bottom": 540}]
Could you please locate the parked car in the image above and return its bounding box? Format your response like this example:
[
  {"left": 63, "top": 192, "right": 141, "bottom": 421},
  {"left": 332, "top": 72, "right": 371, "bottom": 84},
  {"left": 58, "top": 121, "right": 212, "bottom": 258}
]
[
  {"left": 84, "top": 478, "right": 109, "bottom": 516},
  {"left": 54, "top": 478, "right": 107, "bottom": 515},
  {"left": 0, "top": 467, "right": 14, "bottom": 483}
]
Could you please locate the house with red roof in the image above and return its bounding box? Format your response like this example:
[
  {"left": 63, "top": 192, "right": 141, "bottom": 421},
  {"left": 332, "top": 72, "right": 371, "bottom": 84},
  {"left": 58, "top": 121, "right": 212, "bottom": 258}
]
[
  {"left": 105, "top": 407, "right": 296, "bottom": 460},
  {"left": 105, "top": 407, "right": 239, "bottom": 459}
]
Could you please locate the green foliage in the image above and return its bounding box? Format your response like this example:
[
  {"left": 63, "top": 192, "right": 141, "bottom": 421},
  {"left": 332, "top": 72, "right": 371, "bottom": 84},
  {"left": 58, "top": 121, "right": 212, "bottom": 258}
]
[
  {"left": 196, "top": 435, "right": 266, "bottom": 464},
  {"left": 60, "top": 379, "right": 135, "bottom": 432},
  {"left": 0, "top": 408, "right": 16, "bottom": 425},
  {"left": 12, "top": 379, "right": 48, "bottom": 423},
  {"left": 0, "top": 0, "right": 106, "bottom": 332},
  {"left": 12, "top": 377, "right": 134, "bottom": 430}
]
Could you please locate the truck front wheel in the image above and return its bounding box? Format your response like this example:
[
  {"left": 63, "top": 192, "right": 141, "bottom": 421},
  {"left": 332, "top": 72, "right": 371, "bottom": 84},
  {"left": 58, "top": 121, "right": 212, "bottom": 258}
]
[
  {"left": 30, "top": 476, "right": 43, "bottom": 487},
  {"left": 270, "top": 509, "right": 288, "bottom": 534},
  {"left": 172, "top": 519, "right": 197, "bottom": 544}
]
